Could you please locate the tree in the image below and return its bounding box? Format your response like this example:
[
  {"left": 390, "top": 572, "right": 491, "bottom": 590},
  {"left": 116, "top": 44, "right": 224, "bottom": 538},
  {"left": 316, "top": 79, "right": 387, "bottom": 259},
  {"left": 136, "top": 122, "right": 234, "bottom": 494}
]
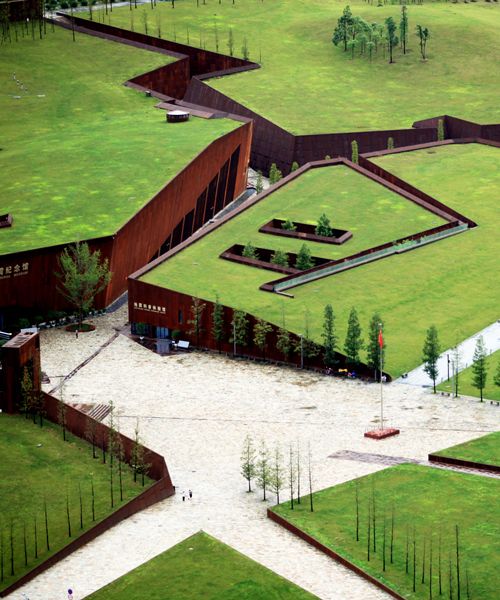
[
  {"left": 351, "top": 140, "right": 359, "bottom": 164},
  {"left": 187, "top": 297, "right": 206, "bottom": 347},
  {"left": 85, "top": 415, "right": 98, "bottom": 459},
  {"left": 294, "top": 310, "right": 320, "bottom": 367},
  {"left": 295, "top": 244, "right": 314, "bottom": 271},
  {"left": 315, "top": 213, "right": 333, "bottom": 237},
  {"left": 255, "top": 170, "right": 264, "bottom": 194},
  {"left": 256, "top": 441, "right": 270, "bottom": 501},
  {"left": 56, "top": 242, "right": 112, "bottom": 329},
  {"left": 416, "top": 24, "right": 430, "bottom": 60},
  {"left": 270, "top": 250, "right": 289, "bottom": 267},
  {"left": 141, "top": 7, "right": 148, "bottom": 34},
  {"left": 451, "top": 345, "right": 461, "bottom": 398},
  {"left": 322, "top": 304, "right": 337, "bottom": 368},
  {"left": 241, "top": 36, "right": 249, "bottom": 60},
  {"left": 422, "top": 325, "right": 440, "bottom": 393},
  {"left": 270, "top": 445, "right": 284, "bottom": 504},
  {"left": 211, "top": 295, "right": 225, "bottom": 352},
  {"left": 344, "top": 307, "right": 364, "bottom": 366},
  {"left": 399, "top": 5, "right": 408, "bottom": 55},
  {"left": 471, "top": 335, "right": 488, "bottom": 402},
  {"left": 276, "top": 327, "right": 291, "bottom": 361},
  {"left": 332, "top": 5, "right": 353, "bottom": 52},
  {"left": 281, "top": 218, "right": 296, "bottom": 231},
  {"left": 366, "top": 313, "right": 385, "bottom": 381},
  {"left": 269, "top": 163, "right": 282, "bottom": 185},
  {"left": 290, "top": 161, "right": 299, "bottom": 172},
  {"left": 227, "top": 27, "right": 234, "bottom": 56},
  {"left": 20, "top": 365, "right": 34, "bottom": 418},
  {"left": 242, "top": 242, "right": 259, "bottom": 260},
  {"left": 437, "top": 118, "right": 445, "bottom": 142},
  {"left": 253, "top": 318, "right": 272, "bottom": 359},
  {"left": 387, "top": 137, "right": 394, "bottom": 150},
  {"left": 287, "top": 444, "right": 295, "bottom": 509},
  {"left": 230, "top": 310, "right": 249, "bottom": 355},
  {"left": 385, "top": 17, "right": 398, "bottom": 64},
  {"left": 241, "top": 434, "right": 256, "bottom": 492}
]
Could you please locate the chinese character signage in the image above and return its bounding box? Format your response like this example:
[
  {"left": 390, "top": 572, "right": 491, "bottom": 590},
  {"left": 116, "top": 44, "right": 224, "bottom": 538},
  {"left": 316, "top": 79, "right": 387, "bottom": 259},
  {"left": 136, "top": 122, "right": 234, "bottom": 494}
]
[
  {"left": 133, "top": 301, "right": 166, "bottom": 314},
  {"left": 0, "top": 262, "right": 29, "bottom": 280}
]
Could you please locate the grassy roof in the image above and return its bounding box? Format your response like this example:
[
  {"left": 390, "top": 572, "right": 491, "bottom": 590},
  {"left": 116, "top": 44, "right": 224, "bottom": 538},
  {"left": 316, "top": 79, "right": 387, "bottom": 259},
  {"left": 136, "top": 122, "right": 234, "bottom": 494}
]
[{"left": 0, "top": 27, "right": 238, "bottom": 256}]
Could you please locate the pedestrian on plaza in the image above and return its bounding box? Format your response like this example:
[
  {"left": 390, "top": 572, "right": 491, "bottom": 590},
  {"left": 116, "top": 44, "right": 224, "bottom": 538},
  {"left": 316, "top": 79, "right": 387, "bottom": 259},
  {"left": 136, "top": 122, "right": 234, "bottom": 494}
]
[
  {"left": 182, "top": 492, "right": 185, "bottom": 502},
  {"left": 75, "top": 329, "right": 79, "bottom": 339},
  {"left": 189, "top": 489, "right": 193, "bottom": 499},
  {"left": 68, "top": 589, "right": 74, "bottom": 600}
]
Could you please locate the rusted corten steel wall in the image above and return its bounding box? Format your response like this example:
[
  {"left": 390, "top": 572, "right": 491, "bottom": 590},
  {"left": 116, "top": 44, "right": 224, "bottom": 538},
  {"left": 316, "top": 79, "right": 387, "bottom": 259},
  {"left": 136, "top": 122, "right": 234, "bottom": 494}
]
[
  {"left": 127, "top": 277, "right": 377, "bottom": 379},
  {"left": 104, "top": 121, "right": 252, "bottom": 305},
  {"left": 0, "top": 391, "right": 174, "bottom": 598},
  {"left": 0, "top": 332, "right": 41, "bottom": 413},
  {"left": 0, "top": 123, "right": 252, "bottom": 313}
]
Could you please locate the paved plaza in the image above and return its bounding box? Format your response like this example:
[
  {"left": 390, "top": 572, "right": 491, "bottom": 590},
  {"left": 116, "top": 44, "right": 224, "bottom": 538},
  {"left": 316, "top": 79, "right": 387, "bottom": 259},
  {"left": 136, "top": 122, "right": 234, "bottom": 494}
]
[{"left": 13, "top": 308, "right": 499, "bottom": 600}]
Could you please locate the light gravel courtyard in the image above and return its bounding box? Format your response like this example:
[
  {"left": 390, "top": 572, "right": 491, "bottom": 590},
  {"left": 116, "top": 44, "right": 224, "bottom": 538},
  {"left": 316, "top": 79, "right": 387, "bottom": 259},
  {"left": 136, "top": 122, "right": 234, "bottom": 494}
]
[{"left": 13, "top": 307, "right": 499, "bottom": 600}]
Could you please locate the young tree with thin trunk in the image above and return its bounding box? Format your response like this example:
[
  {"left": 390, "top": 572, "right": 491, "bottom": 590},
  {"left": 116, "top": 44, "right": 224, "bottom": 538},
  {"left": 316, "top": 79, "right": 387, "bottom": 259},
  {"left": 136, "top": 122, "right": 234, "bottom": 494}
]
[
  {"left": 253, "top": 318, "right": 272, "bottom": 359},
  {"left": 421, "top": 535, "right": 426, "bottom": 584},
  {"left": 438, "top": 529, "right": 443, "bottom": 596},
  {"left": 66, "top": 493, "right": 72, "bottom": 537},
  {"left": 385, "top": 17, "right": 398, "bottom": 64},
  {"left": 291, "top": 161, "right": 299, "bottom": 172},
  {"left": 85, "top": 416, "right": 98, "bottom": 459},
  {"left": 270, "top": 445, "right": 284, "bottom": 504},
  {"left": 57, "top": 242, "right": 111, "bottom": 330},
  {"left": 354, "top": 480, "right": 360, "bottom": 541},
  {"left": 78, "top": 483, "right": 84, "bottom": 530},
  {"left": 390, "top": 505, "right": 395, "bottom": 564},
  {"left": 307, "top": 441, "right": 314, "bottom": 512},
  {"left": 405, "top": 525, "right": 410, "bottom": 574},
  {"left": 44, "top": 499, "right": 50, "bottom": 551},
  {"left": 33, "top": 515, "right": 38, "bottom": 559},
  {"left": 437, "top": 118, "right": 445, "bottom": 142},
  {"left": 416, "top": 24, "right": 430, "bottom": 60},
  {"left": 211, "top": 295, "right": 225, "bottom": 353},
  {"left": 399, "top": 5, "right": 408, "bottom": 54},
  {"left": 294, "top": 310, "right": 320, "bottom": 367},
  {"left": 382, "top": 513, "right": 387, "bottom": 571},
  {"left": 322, "top": 304, "right": 337, "bottom": 368},
  {"left": 230, "top": 310, "right": 249, "bottom": 355},
  {"left": 268, "top": 163, "right": 282, "bottom": 185},
  {"left": 371, "top": 481, "right": 376, "bottom": 552},
  {"left": 367, "top": 313, "right": 385, "bottom": 381},
  {"left": 22, "top": 521, "right": 27, "bottom": 567},
  {"left": 332, "top": 5, "right": 353, "bottom": 52},
  {"left": 455, "top": 525, "right": 460, "bottom": 600},
  {"left": 240, "top": 434, "right": 256, "bottom": 492},
  {"left": 227, "top": 27, "right": 234, "bottom": 56},
  {"left": 344, "top": 307, "right": 364, "bottom": 366},
  {"left": 187, "top": 297, "right": 206, "bottom": 347},
  {"left": 57, "top": 397, "right": 67, "bottom": 442},
  {"left": 367, "top": 502, "right": 371, "bottom": 561},
  {"left": 413, "top": 527, "right": 417, "bottom": 592},
  {"left": 351, "top": 140, "right": 359, "bottom": 163},
  {"left": 9, "top": 519, "right": 14, "bottom": 576},
  {"left": 471, "top": 335, "right": 488, "bottom": 402},
  {"left": 91, "top": 476, "right": 96, "bottom": 521},
  {"left": 387, "top": 136, "right": 394, "bottom": 150},
  {"left": 255, "top": 170, "right": 264, "bottom": 194},
  {"left": 256, "top": 441, "right": 270, "bottom": 501},
  {"left": 295, "top": 440, "right": 302, "bottom": 504},
  {"left": 287, "top": 444, "right": 295, "bottom": 509},
  {"left": 423, "top": 325, "right": 440, "bottom": 392}
]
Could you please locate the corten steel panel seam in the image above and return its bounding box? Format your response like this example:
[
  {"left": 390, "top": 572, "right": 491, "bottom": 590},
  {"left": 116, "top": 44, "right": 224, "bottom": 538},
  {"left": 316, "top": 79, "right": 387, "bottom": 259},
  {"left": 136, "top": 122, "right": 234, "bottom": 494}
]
[
  {"left": 0, "top": 391, "right": 174, "bottom": 598},
  {"left": 267, "top": 509, "right": 406, "bottom": 600},
  {"left": 428, "top": 454, "right": 500, "bottom": 474}
]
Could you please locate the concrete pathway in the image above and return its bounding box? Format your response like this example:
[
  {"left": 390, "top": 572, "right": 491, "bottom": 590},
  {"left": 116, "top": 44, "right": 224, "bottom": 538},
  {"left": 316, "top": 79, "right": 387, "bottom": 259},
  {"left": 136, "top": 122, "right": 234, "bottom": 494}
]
[
  {"left": 395, "top": 320, "right": 500, "bottom": 387},
  {"left": 10, "top": 314, "right": 499, "bottom": 600}
]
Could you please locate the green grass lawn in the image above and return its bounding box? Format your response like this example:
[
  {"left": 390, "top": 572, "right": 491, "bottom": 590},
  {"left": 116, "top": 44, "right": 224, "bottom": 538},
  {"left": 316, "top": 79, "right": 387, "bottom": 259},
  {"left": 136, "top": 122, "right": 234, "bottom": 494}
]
[
  {"left": 433, "top": 431, "right": 500, "bottom": 467},
  {"left": 85, "top": 530, "right": 316, "bottom": 599},
  {"left": 0, "top": 27, "right": 238, "bottom": 256},
  {"left": 141, "top": 143, "right": 499, "bottom": 376},
  {"left": 0, "top": 414, "right": 152, "bottom": 593},
  {"left": 272, "top": 464, "right": 500, "bottom": 600},
  {"left": 95, "top": 0, "right": 500, "bottom": 134},
  {"left": 437, "top": 349, "right": 500, "bottom": 401}
]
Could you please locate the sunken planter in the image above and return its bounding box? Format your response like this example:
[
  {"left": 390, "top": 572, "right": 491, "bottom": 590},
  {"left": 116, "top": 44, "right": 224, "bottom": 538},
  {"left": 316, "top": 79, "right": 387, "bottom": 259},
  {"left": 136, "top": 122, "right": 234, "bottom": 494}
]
[
  {"left": 259, "top": 219, "right": 352, "bottom": 244},
  {"left": 220, "top": 244, "right": 330, "bottom": 274}
]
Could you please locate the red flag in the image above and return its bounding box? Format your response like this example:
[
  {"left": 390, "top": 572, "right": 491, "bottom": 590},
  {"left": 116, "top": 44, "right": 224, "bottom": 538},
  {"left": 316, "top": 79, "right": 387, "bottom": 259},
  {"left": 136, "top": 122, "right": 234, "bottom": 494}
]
[{"left": 378, "top": 329, "right": 384, "bottom": 348}]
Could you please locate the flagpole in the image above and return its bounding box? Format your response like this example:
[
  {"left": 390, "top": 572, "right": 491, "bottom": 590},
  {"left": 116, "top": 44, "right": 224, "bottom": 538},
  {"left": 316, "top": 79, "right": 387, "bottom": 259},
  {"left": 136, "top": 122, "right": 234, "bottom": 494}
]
[{"left": 379, "top": 323, "right": 384, "bottom": 432}]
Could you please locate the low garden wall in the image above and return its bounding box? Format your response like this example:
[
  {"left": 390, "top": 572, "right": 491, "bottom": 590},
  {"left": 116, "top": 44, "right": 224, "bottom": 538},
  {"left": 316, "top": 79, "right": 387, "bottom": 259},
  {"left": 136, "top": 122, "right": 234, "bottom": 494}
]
[
  {"left": 428, "top": 453, "right": 500, "bottom": 474},
  {"left": 267, "top": 509, "right": 405, "bottom": 600},
  {"left": 0, "top": 393, "right": 175, "bottom": 597}
]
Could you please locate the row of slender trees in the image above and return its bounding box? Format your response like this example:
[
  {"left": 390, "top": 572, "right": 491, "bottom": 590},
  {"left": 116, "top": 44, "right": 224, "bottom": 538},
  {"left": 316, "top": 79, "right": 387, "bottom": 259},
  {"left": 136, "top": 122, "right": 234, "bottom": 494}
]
[
  {"left": 189, "top": 295, "right": 386, "bottom": 375},
  {"left": 240, "top": 435, "right": 315, "bottom": 511}
]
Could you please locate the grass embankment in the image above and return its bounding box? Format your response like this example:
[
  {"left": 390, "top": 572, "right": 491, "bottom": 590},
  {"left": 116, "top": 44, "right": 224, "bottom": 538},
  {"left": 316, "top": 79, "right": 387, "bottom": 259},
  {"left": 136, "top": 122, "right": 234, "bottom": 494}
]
[
  {"left": 142, "top": 144, "right": 499, "bottom": 376},
  {"left": 437, "top": 349, "right": 500, "bottom": 401},
  {"left": 0, "top": 414, "right": 152, "bottom": 593},
  {"left": 272, "top": 464, "right": 500, "bottom": 600},
  {"left": 433, "top": 431, "right": 500, "bottom": 468},
  {"left": 0, "top": 27, "right": 238, "bottom": 255},
  {"left": 97, "top": 0, "right": 500, "bottom": 133},
  {"left": 85, "top": 531, "right": 316, "bottom": 599}
]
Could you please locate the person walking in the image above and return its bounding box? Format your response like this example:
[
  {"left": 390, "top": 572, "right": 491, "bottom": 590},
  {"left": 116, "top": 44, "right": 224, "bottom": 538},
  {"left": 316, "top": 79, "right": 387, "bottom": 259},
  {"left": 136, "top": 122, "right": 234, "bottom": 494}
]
[
  {"left": 189, "top": 489, "right": 193, "bottom": 499},
  {"left": 182, "top": 492, "right": 185, "bottom": 502},
  {"left": 75, "top": 329, "right": 79, "bottom": 339}
]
